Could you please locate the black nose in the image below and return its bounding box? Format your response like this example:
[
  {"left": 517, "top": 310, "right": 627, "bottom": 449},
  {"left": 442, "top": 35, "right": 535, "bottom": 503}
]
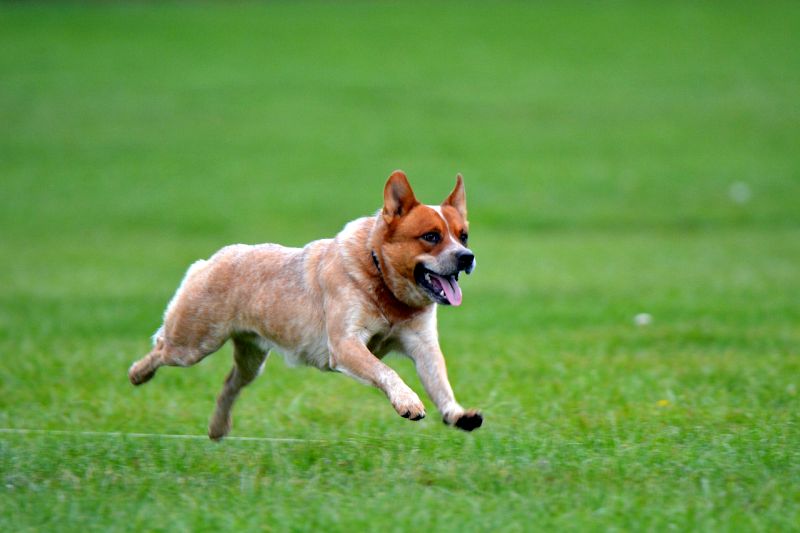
[{"left": 457, "top": 251, "right": 475, "bottom": 273}]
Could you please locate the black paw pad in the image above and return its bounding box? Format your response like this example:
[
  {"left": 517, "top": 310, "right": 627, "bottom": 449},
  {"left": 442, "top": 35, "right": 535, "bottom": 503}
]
[
  {"left": 454, "top": 412, "right": 483, "bottom": 432},
  {"left": 410, "top": 413, "right": 425, "bottom": 421}
]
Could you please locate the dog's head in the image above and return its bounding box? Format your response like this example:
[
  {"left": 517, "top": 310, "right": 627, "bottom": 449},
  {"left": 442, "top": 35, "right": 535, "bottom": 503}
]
[{"left": 371, "top": 170, "right": 475, "bottom": 308}]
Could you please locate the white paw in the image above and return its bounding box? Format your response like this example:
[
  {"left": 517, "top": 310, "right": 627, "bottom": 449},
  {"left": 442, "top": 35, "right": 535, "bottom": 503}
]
[{"left": 391, "top": 390, "right": 426, "bottom": 421}]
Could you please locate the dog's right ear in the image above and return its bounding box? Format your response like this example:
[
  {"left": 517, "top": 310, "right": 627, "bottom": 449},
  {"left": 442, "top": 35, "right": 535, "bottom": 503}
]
[{"left": 383, "top": 170, "right": 419, "bottom": 224}]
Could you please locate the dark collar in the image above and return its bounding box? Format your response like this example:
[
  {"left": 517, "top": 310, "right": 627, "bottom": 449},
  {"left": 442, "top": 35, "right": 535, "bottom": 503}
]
[{"left": 371, "top": 250, "right": 382, "bottom": 275}]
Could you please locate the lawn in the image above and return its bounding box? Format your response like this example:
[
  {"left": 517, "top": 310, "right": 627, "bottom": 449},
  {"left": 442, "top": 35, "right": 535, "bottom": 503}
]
[{"left": 1, "top": 1, "right": 799, "bottom": 531}]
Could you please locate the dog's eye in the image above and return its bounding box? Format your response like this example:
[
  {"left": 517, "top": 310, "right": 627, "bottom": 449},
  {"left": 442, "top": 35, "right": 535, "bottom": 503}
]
[
  {"left": 460, "top": 232, "right": 469, "bottom": 245},
  {"left": 420, "top": 232, "right": 441, "bottom": 244}
]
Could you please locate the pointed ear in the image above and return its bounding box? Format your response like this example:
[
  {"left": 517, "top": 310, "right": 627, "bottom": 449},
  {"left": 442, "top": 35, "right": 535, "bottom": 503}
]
[
  {"left": 383, "top": 170, "right": 418, "bottom": 223},
  {"left": 442, "top": 173, "right": 467, "bottom": 218}
]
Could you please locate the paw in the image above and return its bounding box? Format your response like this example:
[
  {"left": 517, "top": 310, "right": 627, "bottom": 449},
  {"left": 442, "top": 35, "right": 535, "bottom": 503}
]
[
  {"left": 391, "top": 391, "right": 426, "bottom": 421},
  {"left": 208, "top": 415, "right": 232, "bottom": 441},
  {"left": 444, "top": 409, "right": 483, "bottom": 432},
  {"left": 128, "top": 361, "right": 156, "bottom": 386}
]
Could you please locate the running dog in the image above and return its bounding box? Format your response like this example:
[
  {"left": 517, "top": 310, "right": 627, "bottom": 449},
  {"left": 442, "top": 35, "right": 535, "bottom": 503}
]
[{"left": 128, "top": 171, "right": 482, "bottom": 439}]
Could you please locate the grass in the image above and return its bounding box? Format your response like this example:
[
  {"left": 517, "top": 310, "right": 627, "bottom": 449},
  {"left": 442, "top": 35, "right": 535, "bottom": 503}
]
[{"left": 1, "top": 1, "right": 799, "bottom": 531}]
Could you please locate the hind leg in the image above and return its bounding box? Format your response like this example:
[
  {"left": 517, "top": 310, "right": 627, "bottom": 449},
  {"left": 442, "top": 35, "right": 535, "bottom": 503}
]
[
  {"left": 128, "top": 329, "right": 228, "bottom": 386},
  {"left": 128, "top": 349, "right": 161, "bottom": 385},
  {"left": 208, "top": 335, "right": 269, "bottom": 441},
  {"left": 128, "top": 336, "right": 168, "bottom": 386}
]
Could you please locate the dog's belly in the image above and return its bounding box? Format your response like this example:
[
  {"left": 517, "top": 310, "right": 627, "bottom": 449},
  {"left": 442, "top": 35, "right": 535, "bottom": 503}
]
[
  {"left": 262, "top": 329, "right": 397, "bottom": 370},
  {"left": 257, "top": 336, "right": 331, "bottom": 369},
  {"left": 247, "top": 308, "right": 331, "bottom": 370}
]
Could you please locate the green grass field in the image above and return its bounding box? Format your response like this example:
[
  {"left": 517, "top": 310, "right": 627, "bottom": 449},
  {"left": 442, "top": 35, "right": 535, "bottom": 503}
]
[{"left": 2, "top": 2, "right": 799, "bottom": 531}]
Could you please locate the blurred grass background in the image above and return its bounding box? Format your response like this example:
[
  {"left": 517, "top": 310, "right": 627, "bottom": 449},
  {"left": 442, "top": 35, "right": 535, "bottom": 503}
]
[{"left": 1, "top": 2, "right": 799, "bottom": 531}]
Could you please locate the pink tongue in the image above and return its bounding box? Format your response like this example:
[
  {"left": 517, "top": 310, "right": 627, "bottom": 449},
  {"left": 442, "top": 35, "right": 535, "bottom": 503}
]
[{"left": 432, "top": 274, "right": 462, "bottom": 306}]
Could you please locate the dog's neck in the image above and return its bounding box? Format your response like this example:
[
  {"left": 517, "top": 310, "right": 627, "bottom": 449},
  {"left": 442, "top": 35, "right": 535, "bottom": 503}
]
[{"left": 362, "top": 223, "right": 430, "bottom": 321}]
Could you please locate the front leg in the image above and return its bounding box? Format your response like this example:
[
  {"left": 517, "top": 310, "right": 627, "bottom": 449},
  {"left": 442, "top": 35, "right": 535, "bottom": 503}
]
[
  {"left": 400, "top": 326, "right": 483, "bottom": 431},
  {"left": 329, "top": 337, "right": 426, "bottom": 421}
]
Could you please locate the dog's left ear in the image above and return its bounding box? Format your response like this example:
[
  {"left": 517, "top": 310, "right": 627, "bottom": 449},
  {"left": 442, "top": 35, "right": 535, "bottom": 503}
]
[{"left": 442, "top": 173, "right": 467, "bottom": 219}]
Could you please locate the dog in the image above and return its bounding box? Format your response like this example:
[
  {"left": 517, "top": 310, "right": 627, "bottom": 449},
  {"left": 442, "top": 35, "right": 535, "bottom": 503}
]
[{"left": 128, "top": 170, "right": 483, "bottom": 439}]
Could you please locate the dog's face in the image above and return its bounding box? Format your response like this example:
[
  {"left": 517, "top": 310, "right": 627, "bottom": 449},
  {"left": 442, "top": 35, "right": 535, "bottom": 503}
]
[{"left": 373, "top": 171, "right": 476, "bottom": 308}]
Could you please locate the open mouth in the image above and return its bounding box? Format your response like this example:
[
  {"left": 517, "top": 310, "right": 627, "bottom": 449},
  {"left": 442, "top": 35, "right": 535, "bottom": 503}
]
[{"left": 414, "top": 264, "right": 463, "bottom": 306}]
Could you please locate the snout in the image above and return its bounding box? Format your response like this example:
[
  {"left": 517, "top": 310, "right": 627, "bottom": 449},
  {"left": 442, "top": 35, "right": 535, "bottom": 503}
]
[{"left": 457, "top": 250, "right": 476, "bottom": 274}]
